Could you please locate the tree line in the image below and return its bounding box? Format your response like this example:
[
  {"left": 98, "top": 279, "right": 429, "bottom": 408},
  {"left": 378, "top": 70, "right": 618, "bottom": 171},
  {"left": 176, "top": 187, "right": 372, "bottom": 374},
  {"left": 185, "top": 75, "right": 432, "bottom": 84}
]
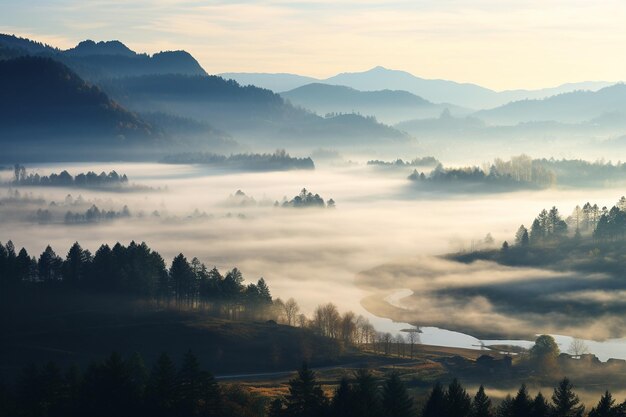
[
  {"left": 11, "top": 165, "right": 129, "bottom": 188},
  {"left": 279, "top": 188, "right": 335, "bottom": 209},
  {"left": 0, "top": 240, "right": 380, "bottom": 342},
  {"left": 0, "top": 351, "right": 237, "bottom": 417},
  {"left": 0, "top": 240, "right": 274, "bottom": 320},
  {"left": 161, "top": 150, "right": 315, "bottom": 171},
  {"left": 510, "top": 196, "right": 626, "bottom": 248},
  {"left": 408, "top": 155, "right": 555, "bottom": 188}
]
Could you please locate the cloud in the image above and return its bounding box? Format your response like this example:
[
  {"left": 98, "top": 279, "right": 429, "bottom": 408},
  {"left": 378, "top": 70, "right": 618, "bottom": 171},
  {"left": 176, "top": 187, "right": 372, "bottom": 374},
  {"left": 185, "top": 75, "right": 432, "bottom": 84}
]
[{"left": 2, "top": 0, "right": 626, "bottom": 88}]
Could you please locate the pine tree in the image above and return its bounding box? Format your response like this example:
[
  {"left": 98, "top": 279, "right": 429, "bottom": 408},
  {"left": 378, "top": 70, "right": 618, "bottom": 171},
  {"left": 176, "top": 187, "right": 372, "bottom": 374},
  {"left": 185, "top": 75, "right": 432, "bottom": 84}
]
[
  {"left": 331, "top": 378, "right": 354, "bottom": 417},
  {"left": 588, "top": 391, "right": 617, "bottom": 417},
  {"left": 496, "top": 395, "right": 513, "bottom": 417},
  {"left": 285, "top": 362, "right": 328, "bottom": 417},
  {"left": 531, "top": 393, "right": 551, "bottom": 417},
  {"left": 352, "top": 368, "right": 381, "bottom": 417},
  {"left": 381, "top": 372, "right": 413, "bottom": 417},
  {"left": 446, "top": 378, "right": 471, "bottom": 417},
  {"left": 551, "top": 378, "right": 584, "bottom": 417},
  {"left": 422, "top": 383, "right": 446, "bottom": 417},
  {"left": 512, "top": 384, "right": 533, "bottom": 417},
  {"left": 472, "top": 385, "right": 493, "bottom": 417},
  {"left": 146, "top": 353, "right": 178, "bottom": 417}
]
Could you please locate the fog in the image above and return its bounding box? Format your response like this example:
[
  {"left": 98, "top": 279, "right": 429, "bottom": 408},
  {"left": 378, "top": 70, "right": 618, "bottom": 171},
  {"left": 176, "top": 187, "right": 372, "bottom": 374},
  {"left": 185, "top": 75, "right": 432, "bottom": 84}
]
[{"left": 3, "top": 161, "right": 626, "bottom": 354}]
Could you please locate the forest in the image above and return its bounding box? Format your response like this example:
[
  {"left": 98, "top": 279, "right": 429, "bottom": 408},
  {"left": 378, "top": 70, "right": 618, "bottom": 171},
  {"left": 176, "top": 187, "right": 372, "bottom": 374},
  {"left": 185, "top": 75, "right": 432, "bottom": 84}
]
[
  {"left": 408, "top": 156, "right": 626, "bottom": 191},
  {"left": 1, "top": 348, "right": 623, "bottom": 417},
  {"left": 161, "top": 150, "right": 315, "bottom": 172},
  {"left": 11, "top": 165, "right": 130, "bottom": 189}
]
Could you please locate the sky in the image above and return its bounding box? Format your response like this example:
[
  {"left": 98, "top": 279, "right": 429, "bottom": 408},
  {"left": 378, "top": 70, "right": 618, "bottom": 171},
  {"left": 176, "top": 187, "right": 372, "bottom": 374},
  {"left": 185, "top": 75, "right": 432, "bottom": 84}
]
[{"left": 1, "top": 0, "right": 626, "bottom": 90}]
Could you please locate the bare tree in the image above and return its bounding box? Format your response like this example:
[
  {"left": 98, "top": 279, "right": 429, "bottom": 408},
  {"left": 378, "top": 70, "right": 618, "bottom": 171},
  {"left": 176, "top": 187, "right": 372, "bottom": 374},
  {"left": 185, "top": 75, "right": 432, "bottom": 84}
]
[
  {"left": 406, "top": 328, "right": 421, "bottom": 359},
  {"left": 297, "top": 313, "right": 307, "bottom": 328},
  {"left": 340, "top": 311, "right": 357, "bottom": 344},
  {"left": 568, "top": 338, "right": 589, "bottom": 358},
  {"left": 272, "top": 298, "right": 285, "bottom": 323},
  {"left": 283, "top": 297, "right": 300, "bottom": 326}
]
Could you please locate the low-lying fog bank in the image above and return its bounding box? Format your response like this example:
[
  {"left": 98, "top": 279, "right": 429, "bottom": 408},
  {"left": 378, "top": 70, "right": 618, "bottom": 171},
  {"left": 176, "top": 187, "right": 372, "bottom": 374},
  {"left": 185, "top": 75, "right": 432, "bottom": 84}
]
[{"left": 2, "top": 162, "right": 626, "bottom": 358}]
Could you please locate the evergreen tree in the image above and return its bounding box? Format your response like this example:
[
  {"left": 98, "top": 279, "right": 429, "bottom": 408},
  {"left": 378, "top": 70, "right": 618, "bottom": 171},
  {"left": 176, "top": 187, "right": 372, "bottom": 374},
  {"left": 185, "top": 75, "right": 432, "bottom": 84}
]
[
  {"left": 446, "top": 378, "right": 471, "bottom": 417},
  {"left": 515, "top": 225, "right": 529, "bottom": 247},
  {"left": 588, "top": 391, "right": 618, "bottom": 417},
  {"left": 511, "top": 384, "right": 532, "bottom": 417},
  {"left": 331, "top": 377, "right": 354, "bottom": 417},
  {"left": 422, "top": 383, "right": 446, "bottom": 417},
  {"left": 285, "top": 362, "right": 328, "bottom": 417},
  {"left": 472, "top": 385, "right": 493, "bottom": 417},
  {"left": 352, "top": 368, "right": 381, "bottom": 417},
  {"left": 146, "top": 353, "right": 178, "bottom": 417},
  {"left": 551, "top": 378, "right": 584, "bottom": 417},
  {"left": 496, "top": 395, "right": 513, "bottom": 417},
  {"left": 381, "top": 372, "right": 413, "bottom": 417},
  {"left": 531, "top": 392, "right": 551, "bottom": 417}
]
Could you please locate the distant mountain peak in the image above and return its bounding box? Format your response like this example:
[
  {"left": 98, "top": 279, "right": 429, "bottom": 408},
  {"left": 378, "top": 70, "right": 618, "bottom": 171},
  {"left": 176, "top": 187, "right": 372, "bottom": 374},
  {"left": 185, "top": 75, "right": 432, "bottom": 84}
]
[{"left": 66, "top": 39, "right": 137, "bottom": 57}]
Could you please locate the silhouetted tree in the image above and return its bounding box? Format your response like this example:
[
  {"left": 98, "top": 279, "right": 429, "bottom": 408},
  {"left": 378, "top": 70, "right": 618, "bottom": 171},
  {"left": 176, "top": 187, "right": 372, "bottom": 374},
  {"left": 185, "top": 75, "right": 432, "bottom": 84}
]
[
  {"left": 381, "top": 372, "right": 413, "bottom": 417},
  {"left": 551, "top": 378, "right": 584, "bottom": 417},
  {"left": 472, "top": 385, "right": 493, "bottom": 417},
  {"left": 285, "top": 363, "right": 328, "bottom": 417}
]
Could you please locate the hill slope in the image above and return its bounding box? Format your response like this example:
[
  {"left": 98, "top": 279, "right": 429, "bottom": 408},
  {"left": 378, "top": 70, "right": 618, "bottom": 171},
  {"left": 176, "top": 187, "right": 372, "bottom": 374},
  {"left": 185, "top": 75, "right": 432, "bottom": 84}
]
[
  {"left": 475, "top": 83, "right": 626, "bottom": 124},
  {"left": 101, "top": 74, "right": 409, "bottom": 146},
  {"left": 0, "top": 57, "right": 167, "bottom": 161},
  {"left": 281, "top": 82, "right": 467, "bottom": 124}
]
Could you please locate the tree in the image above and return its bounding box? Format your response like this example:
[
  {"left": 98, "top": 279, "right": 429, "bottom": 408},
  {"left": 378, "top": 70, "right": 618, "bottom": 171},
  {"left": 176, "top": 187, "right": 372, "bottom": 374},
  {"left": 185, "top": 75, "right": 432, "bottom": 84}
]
[
  {"left": 38, "top": 245, "right": 63, "bottom": 281},
  {"left": 146, "top": 353, "right": 178, "bottom": 417},
  {"left": 567, "top": 339, "right": 589, "bottom": 358},
  {"left": 406, "top": 329, "right": 420, "bottom": 359},
  {"left": 422, "top": 383, "right": 446, "bottom": 417},
  {"left": 62, "top": 242, "right": 92, "bottom": 287},
  {"left": 588, "top": 391, "right": 619, "bottom": 417},
  {"left": 352, "top": 368, "right": 381, "bottom": 417},
  {"left": 169, "top": 254, "right": 196, "bottom": 307},
  {"left": 551, "top": 378, "right": 584, "bottom": 417},
  {"left": 515, "top": 225, "right": 529, "bottom": 247},
  {"left": 511, "top": 384, "right": 533, "bottom": 417},
  {"left": 284, "top": 298, "right": 300, "bottom": 326},
  {"left": 285, "top": 363, "right": 328, "bottom": 417},
  {"left": 531, "top": 393, "right": 551, "bottom": 417},
  {"left": 472, "top": 385, "right": 493, "bottom": 417},
  {"left": 530, "top": 335, "right": 559, "bottom": 371},
  {"left": 446, "top": 378, "right": 471, "bottom": 417},
  {"left": 381, "top": 372, "right": 413, "bottom": 417},
  {"left": 331, "top": 378, "right": 354, "bottom": 417}
]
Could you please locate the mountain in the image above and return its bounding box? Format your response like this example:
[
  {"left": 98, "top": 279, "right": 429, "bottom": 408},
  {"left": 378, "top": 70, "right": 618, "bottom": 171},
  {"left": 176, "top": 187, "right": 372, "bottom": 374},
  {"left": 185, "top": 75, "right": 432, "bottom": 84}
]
[
  {"left": 281, "top": 83, "right": 469, "bottom": 124},
  {"left": 65, "top": 39, "right": 136, "bottom": 57},
  {"left": 223, "top": 66, "right": 616, "bottom": 110},
  {"left": 475, "top": 83, "right": 626, "bottom": 125},
  {"left": 0, "top": 56, "right": 165, "bottom": 161},
  {"left": 219, "top": 72, "right": 318, "bottom": 92},
  {"left": 100, "top": 74, "right": 409, "bottom": 146},
  {"left": 0, "top": 34, "right": 207, "bottom": 80},
  {"left": 1, "top": 34, "right": 408, "bottom": 152}
]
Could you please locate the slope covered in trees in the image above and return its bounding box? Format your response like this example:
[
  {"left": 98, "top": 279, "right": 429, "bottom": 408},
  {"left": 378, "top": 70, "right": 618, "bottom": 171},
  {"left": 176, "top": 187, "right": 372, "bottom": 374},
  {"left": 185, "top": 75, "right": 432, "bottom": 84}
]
[
  {"left": 280, "top": 83, "right": 465, "bottom": 124},
  {"left": 100, "top": 74, "right": 409, "bottom": 144},
  {"left": 0, "top": 56, "right": 163, "bottom": 161},
  {"left": 476, "top": 83, "right": 626, "bottom": 124}
]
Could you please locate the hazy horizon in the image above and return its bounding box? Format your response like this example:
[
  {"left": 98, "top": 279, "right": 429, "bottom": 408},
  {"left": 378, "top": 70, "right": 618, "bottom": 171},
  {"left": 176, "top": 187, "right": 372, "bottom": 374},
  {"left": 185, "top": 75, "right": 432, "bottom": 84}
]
[{"left": 3, "top": 0, "right": 626, "bottom": 90}]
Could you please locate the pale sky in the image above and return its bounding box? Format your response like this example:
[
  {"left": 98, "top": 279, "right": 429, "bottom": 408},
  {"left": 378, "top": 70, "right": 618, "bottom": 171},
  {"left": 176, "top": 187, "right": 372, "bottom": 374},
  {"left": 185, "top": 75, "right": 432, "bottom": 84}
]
[{"left": 1, "top": 0, "right": 625, "bottom": 90}]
